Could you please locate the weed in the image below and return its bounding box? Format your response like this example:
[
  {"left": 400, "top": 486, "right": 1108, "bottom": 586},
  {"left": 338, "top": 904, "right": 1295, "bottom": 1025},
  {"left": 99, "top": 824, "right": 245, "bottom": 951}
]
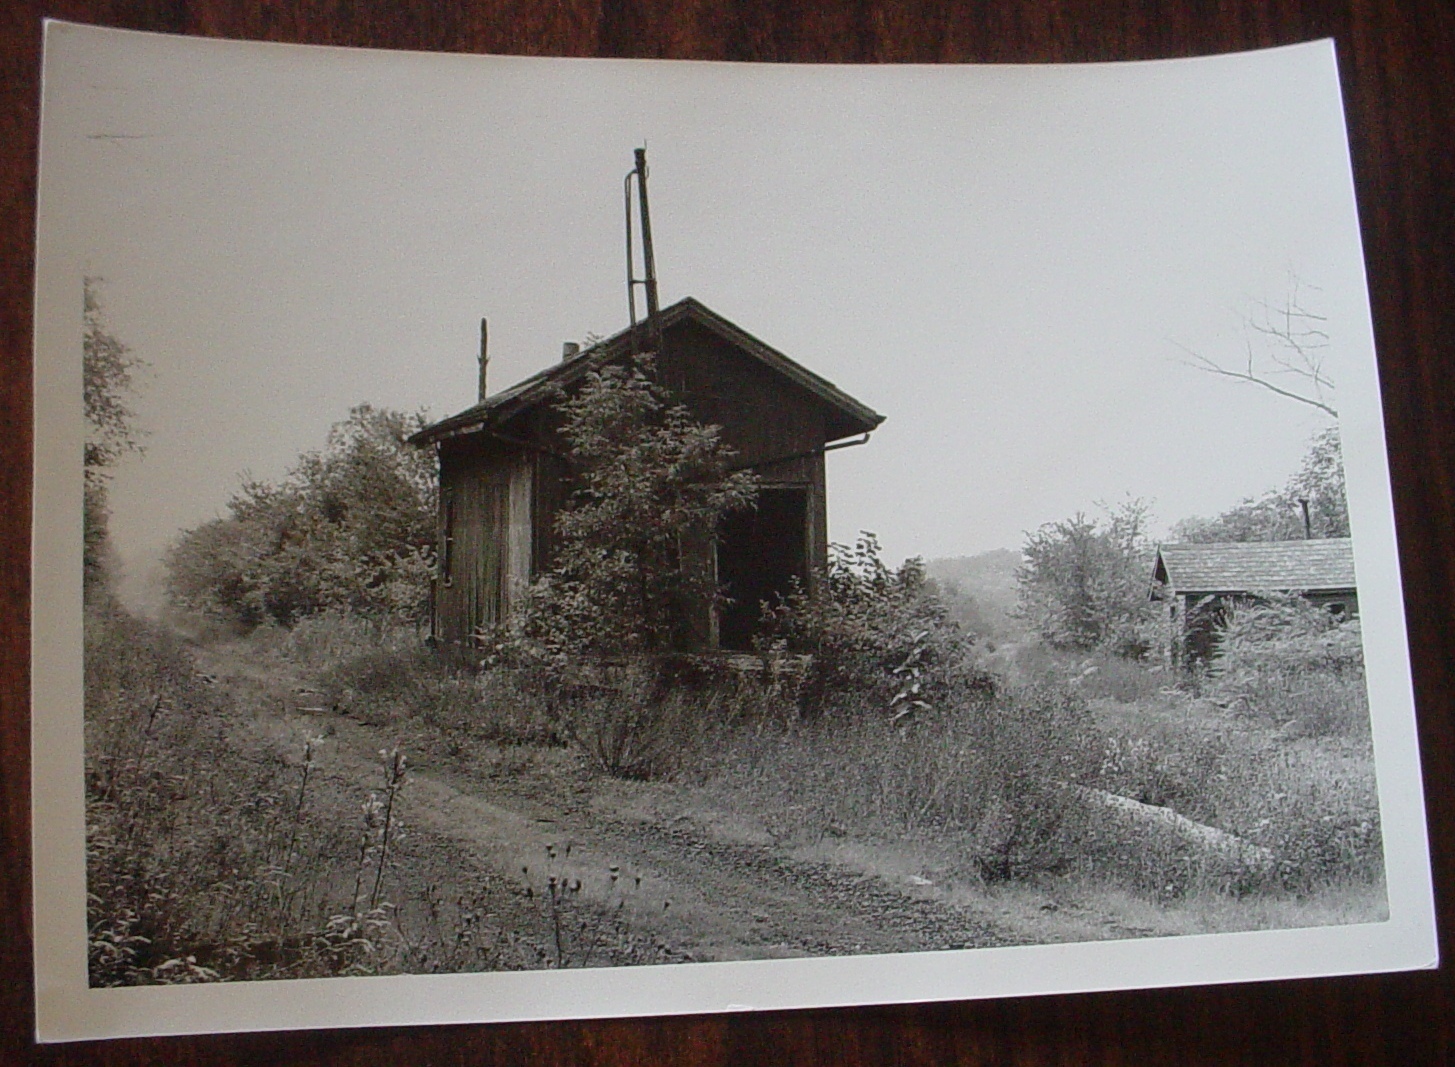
[{"left": 520, "top": 846, "right": 644, "bottom": 968}]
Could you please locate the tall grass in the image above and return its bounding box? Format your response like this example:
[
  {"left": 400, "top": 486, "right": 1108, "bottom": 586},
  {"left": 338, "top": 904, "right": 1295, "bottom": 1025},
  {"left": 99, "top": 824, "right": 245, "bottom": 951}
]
[
  {"left": 84, "top": 604, "right": 529, "bottom": 983},
  {"left": 87, "top": 603, "right": 362, "bottom": 982},
  {"left": 695, "top": 685, "right": 1104, "bottom": 880},
  {"left": 1211, "top": 594, "right": 1369, "bottom": 738},
  {"left": 283, "top": 611, "right": 560, "bottom": 762}
]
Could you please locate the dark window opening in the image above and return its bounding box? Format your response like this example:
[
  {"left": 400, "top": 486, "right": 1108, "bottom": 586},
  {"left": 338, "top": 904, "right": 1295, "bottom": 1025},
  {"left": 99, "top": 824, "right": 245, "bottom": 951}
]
[{"left": 716, "top": 487, "right": 809, "bottom": 652}]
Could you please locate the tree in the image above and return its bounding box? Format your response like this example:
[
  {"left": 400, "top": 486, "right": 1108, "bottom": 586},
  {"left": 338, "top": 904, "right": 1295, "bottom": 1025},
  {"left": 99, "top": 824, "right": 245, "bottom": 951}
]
[
  {"left": 1016, "top": 498, "right": 1156, "bottom": 656},
  {"left": 1175, "top": 274, "right": 1336, "bottom": 418},
  {"left": 1171, "top": 426, "right": 1349, "bottom": 543},
  {"left": 165, "top": 404, "right": 437, "bottom": 626},
  {"left": 506, "top": 357, "right": 758, "bottom": 658},
  {"left": 83, "top": 278, "right": 147, "bottom": 593}
]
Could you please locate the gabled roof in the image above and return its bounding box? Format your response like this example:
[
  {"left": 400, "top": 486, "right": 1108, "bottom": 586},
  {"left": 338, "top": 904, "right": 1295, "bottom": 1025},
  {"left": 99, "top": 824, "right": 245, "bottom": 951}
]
[
  {"left": 410, "top": 297, "right": 884, "bottom": 446},
  {"left": 1151, "top": 538, "right": 1356, "bottom": 596}
]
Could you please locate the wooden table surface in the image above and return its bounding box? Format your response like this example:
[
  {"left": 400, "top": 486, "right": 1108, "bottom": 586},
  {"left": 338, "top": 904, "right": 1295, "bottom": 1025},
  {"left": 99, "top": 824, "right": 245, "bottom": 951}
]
[{"left": 4, "top": 2, "right": 1452, "bottom": 1063}]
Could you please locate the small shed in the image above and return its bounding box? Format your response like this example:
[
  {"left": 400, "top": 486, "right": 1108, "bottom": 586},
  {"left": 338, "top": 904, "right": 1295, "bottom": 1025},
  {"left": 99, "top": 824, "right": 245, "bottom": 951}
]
[
  {"left": 410, "top": 297, "right": 884, "bottom": 650},
  {"left": 1149, "top": 538, "right": 1358, "bottom": 664}
]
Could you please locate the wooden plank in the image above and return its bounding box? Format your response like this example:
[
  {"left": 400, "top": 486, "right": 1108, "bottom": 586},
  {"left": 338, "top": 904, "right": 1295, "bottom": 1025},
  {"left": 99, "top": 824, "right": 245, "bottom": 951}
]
[{"left": 505, "top": 453, "right": 533, "bottom": 613}]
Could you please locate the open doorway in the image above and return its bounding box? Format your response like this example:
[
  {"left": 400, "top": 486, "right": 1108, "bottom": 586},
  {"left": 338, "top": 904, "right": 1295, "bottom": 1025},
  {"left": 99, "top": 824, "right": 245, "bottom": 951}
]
[{"left": 716, "top": 487, "right": 809, "bottom": 651}]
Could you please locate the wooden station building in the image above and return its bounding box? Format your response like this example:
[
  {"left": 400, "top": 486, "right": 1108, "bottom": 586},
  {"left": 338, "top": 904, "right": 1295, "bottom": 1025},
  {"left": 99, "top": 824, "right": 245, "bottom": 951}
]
[{"left": 409, "top": 297, "right": 884, "bottom": 650}]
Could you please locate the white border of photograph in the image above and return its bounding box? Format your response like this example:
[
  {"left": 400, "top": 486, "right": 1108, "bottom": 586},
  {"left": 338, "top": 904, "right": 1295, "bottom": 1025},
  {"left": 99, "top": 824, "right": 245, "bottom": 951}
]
[{"left": 31, "top": 22, "right": 1436, "bottom": 1043}]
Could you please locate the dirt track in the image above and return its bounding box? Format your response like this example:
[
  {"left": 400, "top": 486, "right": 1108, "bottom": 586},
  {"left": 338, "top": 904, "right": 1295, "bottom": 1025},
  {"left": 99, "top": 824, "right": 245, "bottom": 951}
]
[{"left": 191, "top": 639, "right": 1026, "bottom": 970}]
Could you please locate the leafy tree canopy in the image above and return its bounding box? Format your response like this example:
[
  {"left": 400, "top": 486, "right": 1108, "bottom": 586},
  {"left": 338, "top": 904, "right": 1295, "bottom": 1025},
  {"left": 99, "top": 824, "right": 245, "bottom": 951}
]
[
  {"left": 1016, "top": 498, "right": 1157, "bottom": 657},
  {"left": 84, "top": 278, "right": 148, "bottom": 592},
  {"left": 166, "top": 404, "right": 436, "bottom": 626},
  {"left": 1171, "top": 427, "right": 1348, "bottom": 543}
]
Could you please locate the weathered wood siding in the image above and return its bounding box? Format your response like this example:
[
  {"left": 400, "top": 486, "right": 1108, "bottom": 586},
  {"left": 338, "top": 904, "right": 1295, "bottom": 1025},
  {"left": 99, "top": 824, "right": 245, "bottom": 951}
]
[
  {"left": 656, "top": 320, "right": 828, "bottom": 480},
  {"left": 435, "top": 316, "right": 850, "bottom": 647},
  {"left": 434, "top": 437, "right": 531, "bottom": 645},
  {"left": 659, "top": 320, "right": 831, "bottom": 600}
]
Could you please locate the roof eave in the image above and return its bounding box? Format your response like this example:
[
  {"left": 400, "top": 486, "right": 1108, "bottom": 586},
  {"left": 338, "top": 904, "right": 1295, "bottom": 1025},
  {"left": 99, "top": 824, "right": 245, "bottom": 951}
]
[
  {"left": 411, "top": 296, "right": 885, "bottom": 444},
  {"left": 1170, "top": 585, "right": 1358, "bottom": 598}
]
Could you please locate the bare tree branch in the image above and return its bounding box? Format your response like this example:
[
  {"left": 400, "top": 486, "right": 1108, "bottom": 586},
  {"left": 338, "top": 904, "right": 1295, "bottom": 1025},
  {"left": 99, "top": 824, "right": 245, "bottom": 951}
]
[{"left": 1174, "top": 274, "right": 1338, "bottom": 418}]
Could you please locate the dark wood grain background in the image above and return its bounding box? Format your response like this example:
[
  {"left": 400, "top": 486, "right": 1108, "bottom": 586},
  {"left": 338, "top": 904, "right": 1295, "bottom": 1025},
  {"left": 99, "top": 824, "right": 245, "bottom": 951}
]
[{"left": 4, "top": 2, "right": 1452, "bottom": 1063}]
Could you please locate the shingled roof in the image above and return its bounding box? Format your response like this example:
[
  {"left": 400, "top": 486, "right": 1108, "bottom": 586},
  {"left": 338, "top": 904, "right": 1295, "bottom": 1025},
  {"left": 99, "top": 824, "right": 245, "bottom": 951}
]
[
  {"left": 1151, "top": 539, "right": 1356, "bottom": 596},
  {"left": 410, "top": 297, "right": 885, "bottom": 447}
]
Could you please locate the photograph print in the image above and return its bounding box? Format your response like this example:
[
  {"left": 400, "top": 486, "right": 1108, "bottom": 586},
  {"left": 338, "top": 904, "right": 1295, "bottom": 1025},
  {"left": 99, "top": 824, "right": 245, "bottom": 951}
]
[{"left": 32, "top": 22, "right": 1434, "bottom": 1042}]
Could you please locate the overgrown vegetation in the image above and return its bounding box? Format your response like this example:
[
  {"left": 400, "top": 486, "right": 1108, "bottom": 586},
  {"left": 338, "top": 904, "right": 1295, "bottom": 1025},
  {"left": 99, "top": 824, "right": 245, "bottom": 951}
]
[
  {"left": 83, "top": 278, "right": 147, "bottom": 593},
  {"left": 86, "top": 604, "right": 410, "bottom": 983},
  {"left": 84, "top": 296, "right": 1382, "bottom": 981},
  {"left": 85, "top": 604, "right": 681, "bottom": 984},
  {"left": 499, "top": 356, "right": 757, "bottom": 661},
  {"left": 762, "top": 532, "right": 994, "bottom": 717},
  {"left": 165, "top": 404, "right": 436, "bottom": 627},
  {"left": 1210, "top": 591, "right": 1368, "bottom": 738},
  {"left": 1016, "top": 498, "right": 1157, "bottom": 658}
]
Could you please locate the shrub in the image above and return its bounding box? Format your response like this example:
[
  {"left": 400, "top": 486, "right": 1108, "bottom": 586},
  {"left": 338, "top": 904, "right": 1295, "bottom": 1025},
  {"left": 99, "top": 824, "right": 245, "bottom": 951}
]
[
  {"left": 1213, "top": 736, "right": 1383, "bottom": 892},
  {"left": 967, "top": 685, "right": 1106, "bottom": 880},
  {"left": 762, "top": 533, "right": 994, "bottom": 716},
  {"left": 549, "top": 670, "right": 675, "bottom": 780},
  {"left": 504, "top": 358, "right": 758, "bottom": 660},
  {"left": 284, "top": 611, "right": 562, "bottom": 759},
  {"left": 1211, "top": 592, "right": 1368, "bottom": 737},
  {"left": 1072, "top": 653, "right": 1170, "bottom": 703},
  {"left": 699, "top": 680, "right": 1103, "bottom": 883},
  {"left": 1016, "top": 499, "right": 1158, "bottom": 657},
  {"left": 83, "top": 278, "right": 147, "bottom": 596},
  {"left": 85, "top": 604, "right": 424, "bottom": 984}
]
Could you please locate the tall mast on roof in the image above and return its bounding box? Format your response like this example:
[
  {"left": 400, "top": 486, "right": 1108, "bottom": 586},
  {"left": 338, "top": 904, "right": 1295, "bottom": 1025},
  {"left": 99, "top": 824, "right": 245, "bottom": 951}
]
[{"left": 624, "top": 147, "right": 662, "bottom": 357}]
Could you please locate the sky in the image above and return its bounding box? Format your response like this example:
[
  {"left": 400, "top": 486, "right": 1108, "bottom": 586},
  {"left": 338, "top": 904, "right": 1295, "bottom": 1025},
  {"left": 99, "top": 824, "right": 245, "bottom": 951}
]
[{"left": 36, "top": 26, "right": 1382, "bottom": 595}]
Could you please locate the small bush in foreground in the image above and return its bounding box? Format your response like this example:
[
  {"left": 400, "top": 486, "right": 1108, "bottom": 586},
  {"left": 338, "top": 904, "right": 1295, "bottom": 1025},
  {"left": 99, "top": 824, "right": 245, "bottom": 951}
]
[{"left": 762, "top": 533, "right": 994, "bottom": 717}]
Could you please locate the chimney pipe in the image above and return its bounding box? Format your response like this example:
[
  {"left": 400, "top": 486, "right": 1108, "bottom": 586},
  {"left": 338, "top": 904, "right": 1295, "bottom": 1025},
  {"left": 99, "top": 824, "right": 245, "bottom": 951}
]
[
  {"left": 562, "top": 341, "right": 580, "bottom": 361},
  {"left": 634, "top": 147, "right": 661, "bottom": 342},
  {"left": 477, "top": 317, "right": 489, "bottom": 402},
  {"left": 1299, "top": 498, "right": 1312, "bottom": 539},
  {"left": 624, "top": 148, "right": 663, "bottom": 357}
]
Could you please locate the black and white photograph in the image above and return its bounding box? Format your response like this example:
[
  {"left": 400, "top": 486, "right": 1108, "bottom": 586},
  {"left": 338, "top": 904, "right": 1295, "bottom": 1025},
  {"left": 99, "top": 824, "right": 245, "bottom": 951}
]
[{"left": 31, "top": 22, "right": 1434, "bottom": 1042}]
